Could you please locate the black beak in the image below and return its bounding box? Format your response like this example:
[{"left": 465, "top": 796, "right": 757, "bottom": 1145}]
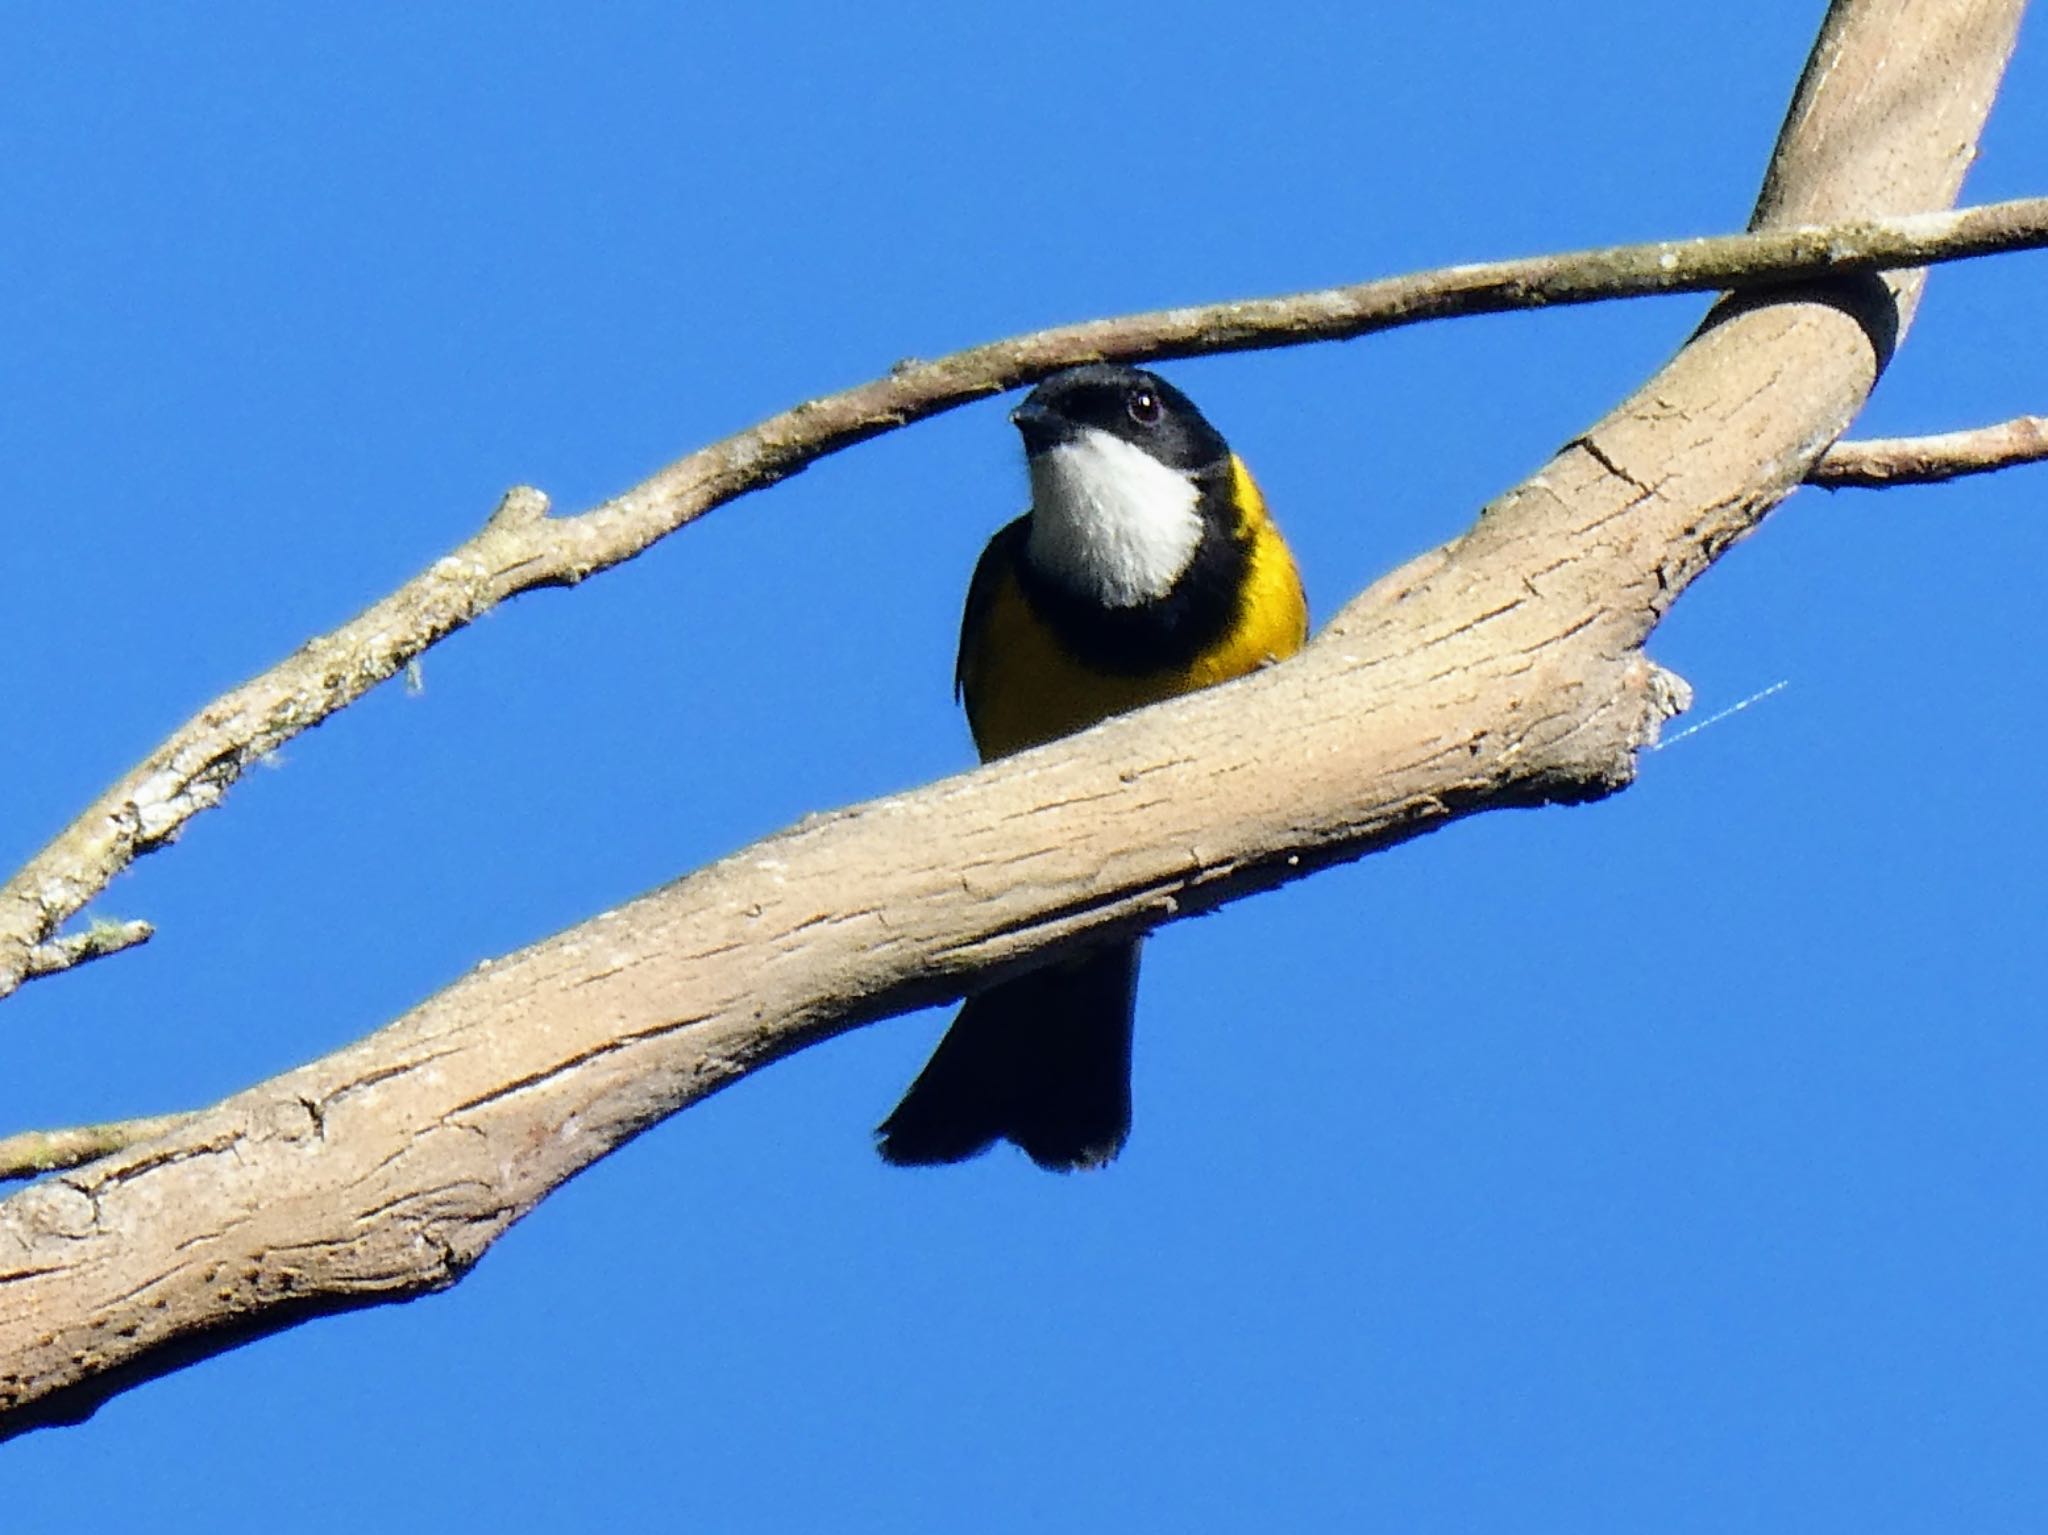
[{"left": 1009, "top": 396, "right": 1071, "bottom": 454}]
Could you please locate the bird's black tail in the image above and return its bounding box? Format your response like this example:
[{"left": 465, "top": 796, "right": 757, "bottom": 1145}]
[{"left": 876, "top": 943, "right": 1140, "bottom": 1172}]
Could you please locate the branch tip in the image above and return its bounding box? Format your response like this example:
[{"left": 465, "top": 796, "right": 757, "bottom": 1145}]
[
  {"left": 0, "top": 1111, "right": 196, "bottom": 1182},
  {"left": 24, "top": 919, "right": 155, "bottom": 980},
  {"left": 1811, "top": 415, "right": 2048, "bottom": 488},
  {"left": 487, "top": 485, "right": 551, "bottom": 530}
]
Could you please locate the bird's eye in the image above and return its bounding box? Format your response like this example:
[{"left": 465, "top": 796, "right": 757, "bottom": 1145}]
[{"left": 1126, "top": 388, "right": 1163, "bottom": 426}]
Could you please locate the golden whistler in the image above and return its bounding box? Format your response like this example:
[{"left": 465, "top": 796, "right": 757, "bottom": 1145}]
[{"left": 879, "top": 365, "right": 1307, "bottom": 1171}]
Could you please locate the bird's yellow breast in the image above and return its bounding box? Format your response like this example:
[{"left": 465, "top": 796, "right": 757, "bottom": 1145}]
[{"left": 961, "top": 457, "right": 1308, "bottom": 760}]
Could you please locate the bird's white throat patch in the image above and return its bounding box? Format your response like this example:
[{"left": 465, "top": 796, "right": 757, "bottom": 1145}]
[{"left": 1024, "top": 428, "right": 1204, "bottom": 608}]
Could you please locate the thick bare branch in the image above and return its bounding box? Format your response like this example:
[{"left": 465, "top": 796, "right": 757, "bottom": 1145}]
[
  {"left": 0, "top": 0, "right": 2025, "bottom": 1435},
  {"left": 7, "top": 199, "right": 2048, "bottom": 1000},
  {"left": 1813, "top": 414, "right": 2048, "bottom": 485}
]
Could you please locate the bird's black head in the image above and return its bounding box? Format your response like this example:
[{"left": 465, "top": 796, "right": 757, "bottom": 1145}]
[{"left": 1009, "top": 364, "right": 1230, "bottom": 474}]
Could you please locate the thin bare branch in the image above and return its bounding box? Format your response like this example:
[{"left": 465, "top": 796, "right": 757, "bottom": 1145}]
[
  {"left": 15, "top": 397, "right": 2035, "bottom": 1172},
  {"left": 22, "top": 919, "right": 153, "bottom": 979},
  {"left": 6, "top": 200, "right": 2048, "bottom": 1001},
  {"left": 0, "top": 1114, "right": 197, "bottom": 1181},
  {"left": 1813, "top": 414, "right": 2048, "bottom": 485}
]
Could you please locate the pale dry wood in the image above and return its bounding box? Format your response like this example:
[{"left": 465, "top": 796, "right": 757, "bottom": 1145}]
[
  {"left": 7, "top": 406, "right": 2044, "bottom": 1187},
  {"left": 1813, "top": 414, "right": 2048, "bottom": 485},
  {"left": 9, "top": 204, "right": 2048, "bottom": 999},
  {"left": 0, "top": 0, "right": 2029, "bottom": 1436}
]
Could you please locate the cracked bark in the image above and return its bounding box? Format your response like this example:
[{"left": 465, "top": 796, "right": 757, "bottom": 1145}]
[
  {"left": 0, "top": 0, "right": 2030, "bottom": 1435},
  {"left": 8, "top": 211, "right": 2048, "bottom": 1003}
]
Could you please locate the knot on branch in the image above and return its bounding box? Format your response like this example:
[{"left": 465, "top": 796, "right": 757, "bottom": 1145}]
[
  {"left": 486, "top": 485, "right": 552, "bottom": 530},
  {"left": 1504, "top": 654, "right": 1694, "bottom": 810}
]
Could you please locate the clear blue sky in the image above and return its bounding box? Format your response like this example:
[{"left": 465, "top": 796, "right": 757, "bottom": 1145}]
[{"left": 6, "top": 4, "right": 2047, "bottom": 1528}]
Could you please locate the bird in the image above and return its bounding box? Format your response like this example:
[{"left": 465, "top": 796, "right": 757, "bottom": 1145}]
[{"left": 876, "top": 362, "right": 1308, "bottom": 1171}]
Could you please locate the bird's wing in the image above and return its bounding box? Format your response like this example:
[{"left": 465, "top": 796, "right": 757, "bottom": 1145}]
[{"left": 955, "top": 514, "right": 1029, "bottom": 704}]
